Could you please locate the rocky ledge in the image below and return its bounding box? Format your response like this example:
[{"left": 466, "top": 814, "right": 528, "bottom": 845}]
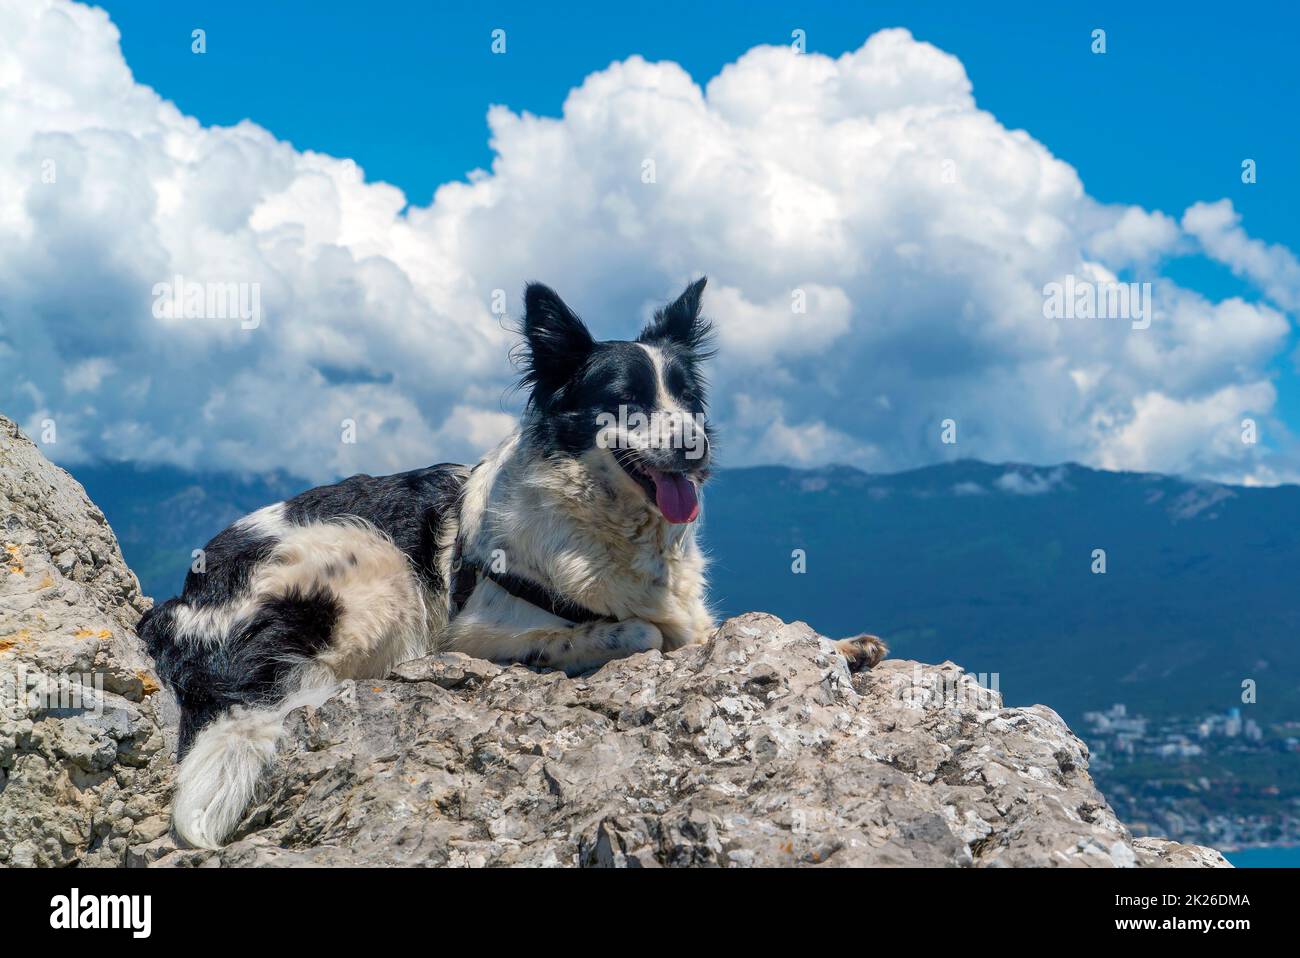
[
  {"left": 0, "top": 415, "right": 175, "bottom": 866},
  {"left": 0, "top": 415, "right": 1228, "bottom": 867}
]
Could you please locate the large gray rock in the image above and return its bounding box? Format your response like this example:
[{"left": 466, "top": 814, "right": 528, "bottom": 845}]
[
  {"left": 0, "top": 413, "right": 1229, "bottom": 868},
  {"left": 148, "top": 614, "right": 1228, "bottom": 868},
  {"left": 0, "top": 416, "right": 175, "bottom": 866}
]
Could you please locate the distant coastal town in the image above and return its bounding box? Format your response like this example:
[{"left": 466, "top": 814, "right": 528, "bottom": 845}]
[{"left": 1081, "top": 703, "right": 1300, "bottom": 851}]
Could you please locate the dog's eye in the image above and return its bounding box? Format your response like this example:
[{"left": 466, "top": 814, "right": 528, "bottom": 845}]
[{"left": 666, "top": 366, "right": 688, "bottom": 397}]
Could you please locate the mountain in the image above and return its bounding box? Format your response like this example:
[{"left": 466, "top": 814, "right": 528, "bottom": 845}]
[
  {"left": 704, "top": 461, "right": 1300, "bottom": 726},
  {"left": 71, "top": 458, "right": 1300, "bottom": 727}
]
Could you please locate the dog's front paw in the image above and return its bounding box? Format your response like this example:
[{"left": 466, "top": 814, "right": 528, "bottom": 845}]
[
  {"left": 607, "top": 619, "right": 664, "bottom": 655},
  {"left": 835, "top": 634, "right": 888, "bottom": 672}
]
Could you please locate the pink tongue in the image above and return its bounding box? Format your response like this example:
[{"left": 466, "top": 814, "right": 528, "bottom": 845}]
[{"left": 650, "top": 470, "right": 700, "bottom": 524}]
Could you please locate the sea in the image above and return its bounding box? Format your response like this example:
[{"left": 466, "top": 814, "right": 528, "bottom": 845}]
[{"left": 1224, "top": 846, "right": 1300, "bottom": 868}]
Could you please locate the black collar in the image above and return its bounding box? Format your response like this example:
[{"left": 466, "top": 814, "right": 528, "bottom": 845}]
[{"left": 450, "top": 538, "right": 613, "bottom": 625}]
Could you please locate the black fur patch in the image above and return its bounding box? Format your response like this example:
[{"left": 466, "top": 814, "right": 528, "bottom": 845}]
[
  {"left": 144, "top": 463, "right": 468, "bottom": 755},
  {"left": 283, "top": 464, "right": 466, "bottom": 594},
  {"left": 178, "top": 521, "right": 278, "bottom": 609},
  {"left": 145, "top": 588, "right": 344, "bottom": 756}
]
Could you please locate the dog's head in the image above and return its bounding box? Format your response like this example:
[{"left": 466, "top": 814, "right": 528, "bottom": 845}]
[{"left": 518, "top": 278, "right": 715, "bottom": 524}]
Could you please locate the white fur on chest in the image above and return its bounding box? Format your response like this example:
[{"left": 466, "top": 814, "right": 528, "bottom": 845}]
[{"left": 458, "top": 432, "right": 712, "bottom": 645}]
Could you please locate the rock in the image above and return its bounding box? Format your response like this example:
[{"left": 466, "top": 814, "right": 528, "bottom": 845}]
[
  {"left": 0, "top": 412, "right": 1229, "bottom": 868},
  {"left": 146, "top": 614, "right": 1228, "bottom": 868},
  {"left": 1132, "top": 837, "right": 1232, "bottom": 868},
  {"left": 0, "top": 415, "right": 175, "bottom": 867}
]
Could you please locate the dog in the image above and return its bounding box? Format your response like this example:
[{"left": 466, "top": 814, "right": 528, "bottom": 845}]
[{"left": 139, "top": 277, "right": 887, "bottom": 849}]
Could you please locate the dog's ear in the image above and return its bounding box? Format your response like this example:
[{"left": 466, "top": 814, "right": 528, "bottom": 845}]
[
  {"left": 638, "top": 277, "right": 713, "bottom": 354},
  {"left": 520, "top": 283, "right": 595, "bottom": 405}
]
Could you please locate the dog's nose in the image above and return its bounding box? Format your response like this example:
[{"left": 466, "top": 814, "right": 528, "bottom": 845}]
[{"left": 655, "top": 430, "right": 709, "bottom": 473}]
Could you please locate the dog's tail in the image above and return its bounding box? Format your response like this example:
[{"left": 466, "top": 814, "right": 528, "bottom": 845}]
[
  {"left": 139, "top": 595, "right": 340, "bottom": 850},
  {"left": 171, "top": 686, "right": 333, "bottom": 849}
]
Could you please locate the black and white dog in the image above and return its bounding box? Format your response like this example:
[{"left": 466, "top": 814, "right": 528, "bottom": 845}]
[{"left": 140, "top": 278, "right": 886, "bottom": 849}]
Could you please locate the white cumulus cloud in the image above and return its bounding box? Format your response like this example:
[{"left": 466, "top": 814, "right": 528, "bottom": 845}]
[
  {"left": 1182, "top": 199, "right": 1300, "bottom": 312},
  {"left": 1, "top": 0, "right": 1297, "bottom": 484}
]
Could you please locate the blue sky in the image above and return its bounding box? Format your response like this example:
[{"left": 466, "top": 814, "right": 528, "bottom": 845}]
[
  {"left": 99, "top": 0, "right": 1296, "bottom": 250},
  {"left": 5, "top": 0, "right": 1299, "bottom": 483}
]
